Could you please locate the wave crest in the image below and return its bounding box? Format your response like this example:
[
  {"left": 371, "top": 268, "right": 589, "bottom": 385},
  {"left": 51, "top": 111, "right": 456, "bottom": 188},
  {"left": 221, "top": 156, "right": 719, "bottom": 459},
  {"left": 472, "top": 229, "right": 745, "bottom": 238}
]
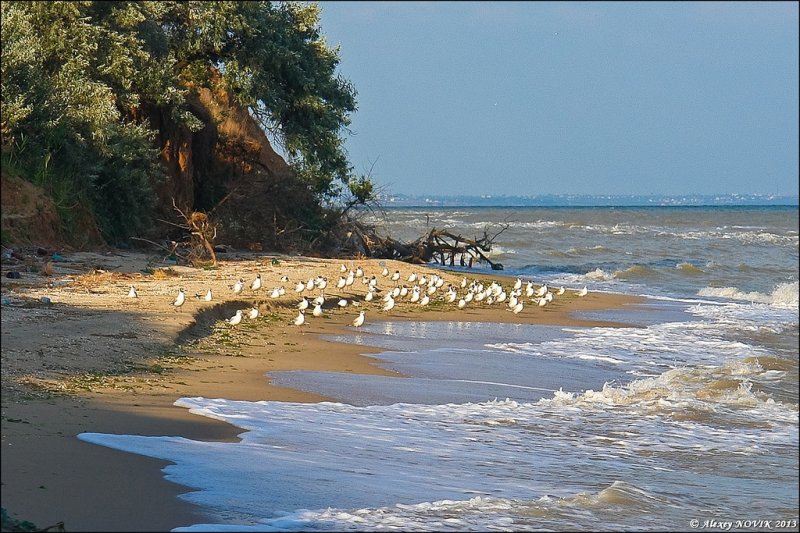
[{"left": 698, "top": 281, "right": 799, "bottom": 309}]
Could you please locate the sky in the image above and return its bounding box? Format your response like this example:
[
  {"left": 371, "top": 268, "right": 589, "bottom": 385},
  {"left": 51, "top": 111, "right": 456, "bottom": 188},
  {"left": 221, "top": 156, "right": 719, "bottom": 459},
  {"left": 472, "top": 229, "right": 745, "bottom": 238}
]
[{"left": 316, "top": 1, "right": 799, "bottom": 198}]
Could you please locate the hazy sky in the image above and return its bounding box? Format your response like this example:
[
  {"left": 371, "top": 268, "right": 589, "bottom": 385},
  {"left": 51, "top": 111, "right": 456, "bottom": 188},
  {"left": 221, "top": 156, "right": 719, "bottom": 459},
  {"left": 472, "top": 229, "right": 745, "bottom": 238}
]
[{"left": 317, "top": 1, "right": 799, "bottom": 198}]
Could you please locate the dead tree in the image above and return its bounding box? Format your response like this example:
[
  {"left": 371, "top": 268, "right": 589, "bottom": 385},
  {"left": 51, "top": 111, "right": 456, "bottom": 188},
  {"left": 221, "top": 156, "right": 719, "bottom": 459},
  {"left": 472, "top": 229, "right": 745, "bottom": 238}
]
[
  {"left": 342, "top": 221, "right": 510, "bottom": 270},
  {"left": 146, "top": 199, "right": 218, "bottom": 266}
]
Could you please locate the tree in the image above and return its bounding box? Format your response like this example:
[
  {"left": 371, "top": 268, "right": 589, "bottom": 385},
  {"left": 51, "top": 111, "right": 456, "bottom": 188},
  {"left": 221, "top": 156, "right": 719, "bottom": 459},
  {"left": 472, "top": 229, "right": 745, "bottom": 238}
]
[{"left": 1, "top": 1, "right": 373, "bottom": 245}]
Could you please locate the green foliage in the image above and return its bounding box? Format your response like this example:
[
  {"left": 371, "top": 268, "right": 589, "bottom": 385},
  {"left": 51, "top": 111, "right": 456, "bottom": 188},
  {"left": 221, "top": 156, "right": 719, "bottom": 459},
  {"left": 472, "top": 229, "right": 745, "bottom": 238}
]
[{"left": 1, "top": 1, "right": 373, "bottom": 245}]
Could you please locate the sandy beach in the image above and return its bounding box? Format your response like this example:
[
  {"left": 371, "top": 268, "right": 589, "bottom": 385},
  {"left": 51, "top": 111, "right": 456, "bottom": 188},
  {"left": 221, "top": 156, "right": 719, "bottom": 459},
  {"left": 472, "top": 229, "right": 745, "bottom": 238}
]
[{"left": 1, "top": 248, "right": 644, "bottom": 532}]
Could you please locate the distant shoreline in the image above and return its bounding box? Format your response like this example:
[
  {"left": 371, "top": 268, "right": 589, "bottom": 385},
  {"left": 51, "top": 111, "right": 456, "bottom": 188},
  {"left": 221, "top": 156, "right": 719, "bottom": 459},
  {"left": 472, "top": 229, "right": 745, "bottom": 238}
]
[{"left": 377, "top": 195, "right": 799, "bottom": 208}]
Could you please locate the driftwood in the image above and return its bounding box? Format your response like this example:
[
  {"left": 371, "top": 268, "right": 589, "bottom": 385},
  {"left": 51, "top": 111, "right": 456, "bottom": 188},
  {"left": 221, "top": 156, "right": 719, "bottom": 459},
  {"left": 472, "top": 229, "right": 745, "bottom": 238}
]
[{"left": 343, "top": 221, "right": 509, "bottom": 270}]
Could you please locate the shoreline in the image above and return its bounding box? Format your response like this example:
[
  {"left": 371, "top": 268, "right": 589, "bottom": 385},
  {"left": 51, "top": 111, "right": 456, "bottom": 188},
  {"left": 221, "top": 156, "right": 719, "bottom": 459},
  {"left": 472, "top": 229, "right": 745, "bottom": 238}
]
[{"left": 1, "top": 250, "right": 646, "bottom": 531}]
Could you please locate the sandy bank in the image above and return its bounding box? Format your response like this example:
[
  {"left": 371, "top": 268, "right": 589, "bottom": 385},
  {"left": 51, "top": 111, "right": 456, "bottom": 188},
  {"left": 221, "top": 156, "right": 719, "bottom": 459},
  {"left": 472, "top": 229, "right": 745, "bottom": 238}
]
[{"left": 1, "top": 249, "right": 645, "bottom": 531}]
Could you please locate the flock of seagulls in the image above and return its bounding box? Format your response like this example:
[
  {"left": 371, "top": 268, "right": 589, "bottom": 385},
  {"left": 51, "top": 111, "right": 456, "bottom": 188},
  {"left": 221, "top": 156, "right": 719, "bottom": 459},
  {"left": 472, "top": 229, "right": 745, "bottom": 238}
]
[{"left": 126, "top": 263, "right": 591, "bottom": 332}]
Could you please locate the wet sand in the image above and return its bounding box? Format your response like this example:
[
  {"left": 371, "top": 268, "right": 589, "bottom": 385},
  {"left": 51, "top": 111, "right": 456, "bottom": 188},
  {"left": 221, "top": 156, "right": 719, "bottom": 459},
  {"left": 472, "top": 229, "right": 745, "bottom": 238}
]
[{"left": 1, "top": 250, "right": 644, "bottom": 531}]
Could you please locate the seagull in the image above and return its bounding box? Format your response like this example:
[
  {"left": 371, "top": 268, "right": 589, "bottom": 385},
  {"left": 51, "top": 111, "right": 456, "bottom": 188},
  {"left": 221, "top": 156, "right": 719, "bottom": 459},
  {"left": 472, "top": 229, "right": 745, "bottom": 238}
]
[
  {"left": 127, "top": 286, "right": 138, "bottom": 298},
  {"left": 336, "top": 276, "right": 347, "bottom": 289},
  {"left": 382, "top": 296, "right": 395, "bottom": 312},
  {"left": 232, "top": 278, "right": 244, "bottom": 294},
  {"left": 248, "top": 307, "right": 259, "bottom": 319},
  {"left": 512, "top": 301, "right": 524, "bottom": 314},
  {"left": 445, "top": 288, "right": 457, "bottom": 303},
  {"left": 312, "top": 294, "right": 325, "bottom": 306},
  {"left": 250, "top": 273, "right": 262, "bottom": 292},
  {"left": 280, "top": 275, "right": 290, "bottom": 283},
  {"left": 355, "top": 266, "right": 364, "bottom": 278},
  {"left": 338, "top": 299, "right": 348, "bottom": 307},
  {"left": 407, "top": 272, "right": 417, "bottom": 283},
  {"left": 391, "top": 270, "right": 401, "bottom": 282},
  {"left": 203, "top": 288, "right": 213, "bottom": 301},
  {"left": 381, "top": 266, "right": 390, "bottom": 277},
  {"left": 365, "top": 290, "right": 375, "bottom": 302},
  {"left": 294, "top": 310, "right": 306, "bottom": 326},
  {"left": 228, "top": 309, "right": 243, "bottom": 326},
  {"left": 173, "top": 288, "right": 185, "bottom": 310},
  {"left": 295, "top": 281, "right": 306, "bottom": 293},
  {"left": 419, "top": 294, "right": 430, "bottom": 306},
  {"left": 352, "top": 310, "right": 365, "bottom": 327},
  {"left": 556, "top": 286, "right": 566, "bottom": 296},
  {"left": 576, "top": 286, "right": 588, "bottom": 297},
  {"left": 298, "top": 297, "right": 309, "bottom": 310},
  {"left": 537, "top": 296, "right": 548, "bottom": 307},
  {"left": 312, "top": 303, "right": 323, "bottom": 317},
  {"left": 409, "top": 287, "right": 420, "bottom": 303},
  {"left": 340, "top": 263, "right": 348, "bottom": 273},
  {"left": 270, "top": 287, "right": 282, "bottom": 299},
  {"left": 457, "top": 298, "right": 467, "bottom": 309},
  {"left": 535, "top": 284, "right": 548, "bottom": 298}
]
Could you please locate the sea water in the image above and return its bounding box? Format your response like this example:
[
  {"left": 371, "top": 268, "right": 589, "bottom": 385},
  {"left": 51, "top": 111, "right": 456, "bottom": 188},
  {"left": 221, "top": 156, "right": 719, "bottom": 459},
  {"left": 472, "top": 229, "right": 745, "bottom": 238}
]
[{"left": 79, "top": 206, "right": 799, "bottom": 531}]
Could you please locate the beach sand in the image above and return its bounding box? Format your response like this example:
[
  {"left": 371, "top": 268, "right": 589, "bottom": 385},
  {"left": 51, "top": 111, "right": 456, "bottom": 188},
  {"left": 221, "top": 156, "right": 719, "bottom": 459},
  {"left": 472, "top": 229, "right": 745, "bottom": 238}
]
[{"left": 1, "top": 249, "right": 644, "bottom": 532}]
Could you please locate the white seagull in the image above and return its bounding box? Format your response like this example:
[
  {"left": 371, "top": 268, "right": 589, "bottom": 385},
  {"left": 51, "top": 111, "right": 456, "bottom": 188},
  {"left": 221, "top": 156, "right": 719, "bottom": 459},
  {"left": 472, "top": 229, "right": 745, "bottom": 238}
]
[
  {"left": 298, "top": 297, "right": 309, "bottom": 310},
  {"left": 127, "top": 286, "right": 138, "bottom": 298},
  {"left": 232, "top": 278, "right": 244, "bottom": 294},
  {"left": 382, "top": 296, "right": 395, "bottom": 312},
  {"left": 353, "top": 310, "right": 365, "bottom": 327},
  {"left": 228, "top": 309, "right": 243, "bottom": 326},
  {"left": 250, "top": 273, "right": 262, "bottom": 292},
  {"left": 248, "top": 307, "right": 259, "bottom": 320},
  {"left": 312, "top": 303, "right": 323, "bottom": 317},
  {"left": 576, "top": 286, "right": 588, "bottom": 297},
  {"left": 204, "top": 288, "right": 213, "bottom": 301},
  {"left": 294, "top": 310, "right": 306, "bottom": 326},
  {"left": 173, "top": 288, "right": 186, "bottom": 310}
]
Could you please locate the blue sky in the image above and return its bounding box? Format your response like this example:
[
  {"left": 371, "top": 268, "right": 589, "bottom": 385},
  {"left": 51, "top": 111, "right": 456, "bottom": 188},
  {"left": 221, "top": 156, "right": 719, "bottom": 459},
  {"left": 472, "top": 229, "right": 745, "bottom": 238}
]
[{"left": 317, "top": 1, "right": 799, "bottom": 198}]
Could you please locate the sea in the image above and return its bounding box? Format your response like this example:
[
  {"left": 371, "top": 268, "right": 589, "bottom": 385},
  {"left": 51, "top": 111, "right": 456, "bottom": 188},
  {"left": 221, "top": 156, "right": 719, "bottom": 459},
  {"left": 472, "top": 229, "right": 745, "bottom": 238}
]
[{"left": 79, "top": 206, "right": 799, "bottom": 532}]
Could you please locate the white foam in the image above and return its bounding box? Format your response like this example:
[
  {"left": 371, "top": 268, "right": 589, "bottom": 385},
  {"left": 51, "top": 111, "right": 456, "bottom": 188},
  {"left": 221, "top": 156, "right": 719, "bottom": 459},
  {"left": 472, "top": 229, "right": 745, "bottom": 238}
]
[{"left": 697, "top": 281, "right": 798, "bottom": 310}]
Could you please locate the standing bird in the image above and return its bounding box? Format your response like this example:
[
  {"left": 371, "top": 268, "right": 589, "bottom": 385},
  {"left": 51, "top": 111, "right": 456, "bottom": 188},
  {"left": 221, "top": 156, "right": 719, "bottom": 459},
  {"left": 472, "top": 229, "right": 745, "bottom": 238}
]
[
  {"left": 248, "top": 307, "right": 259, "bottom": 320},
  {"left": 173, "top": 288, "right": 185, "bottom": 311},
  {"left": 204, "top": 288, "right": 213, "bottom": 301},
  {"left": 381, "top": 266, "right": 390, "bottom": 277},
  {"left": 312, "top": 303, "right": 323, "bottom": 317},
  {"left": 576, "top": 286, "right": 588, "bottom": 297},
  {"left": 294, "top": 310, "right": 306, "bottom": 326},
  {"left": 353, "top": 310, "right": 365, "bottom": 328},
  {"left": 556, "top": 286, "right": 566, "bottom": 296},
  {"left": 228, "top": 309, "right": 243, "bottom": 326},
  {"left": 127, "top": 286, "right": 138, "bottom": 298},
  {"left": 298, "top": 297, "right": 309, "bottom": 310},
  {"left": 382, "top": 296, "right": 395, "bottom": 312},
  {"left": 232, "top": 278, "right": 244, "bottom": 294},
  {"left": 250, "top": 273, "right": 262, "bottom": 292}
]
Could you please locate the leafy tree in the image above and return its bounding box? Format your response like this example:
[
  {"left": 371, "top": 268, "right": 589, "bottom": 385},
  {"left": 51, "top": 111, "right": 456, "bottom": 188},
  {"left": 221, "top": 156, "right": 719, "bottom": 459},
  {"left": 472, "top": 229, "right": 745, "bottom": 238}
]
[{"left": 1, "top": 1, "right": 372, "bottom": 245}]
